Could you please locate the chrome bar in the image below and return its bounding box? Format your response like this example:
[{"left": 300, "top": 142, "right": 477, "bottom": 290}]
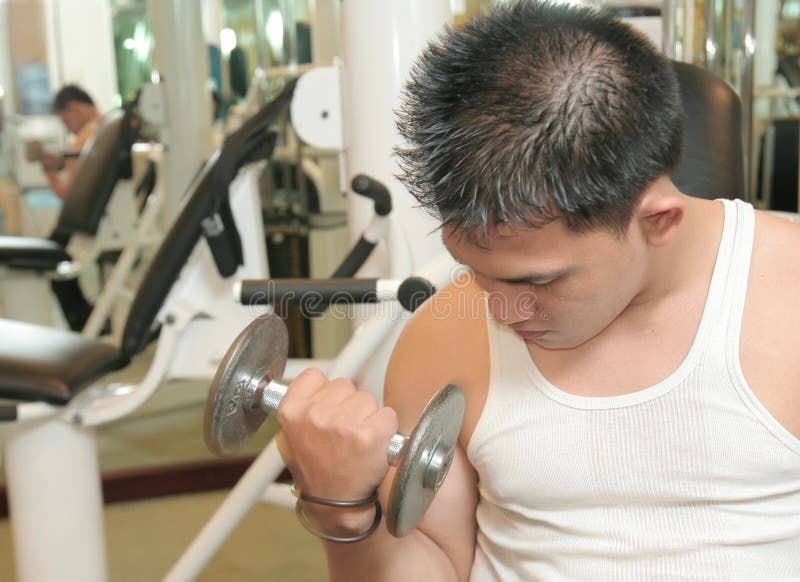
[
  {"left": 261, "top": 380, "right": 290, "bottom": 413},
  {"left": 387, "top": 434, "right": 408, "bottom": 465},
  {"left": 662, "top": 0, "right": 679, "bottom": 58},
  {"left": 704, "top": 0, "right": 718, "bottom": 71},
  {"left": 740, "top": 0, "right": 756, "bottom": 199}
]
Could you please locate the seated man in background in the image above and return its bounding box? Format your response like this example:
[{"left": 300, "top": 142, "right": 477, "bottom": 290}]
[
  {"left": 276, "top": 1, "right": 800, "bottom": 580},
  {"left": 42, "top": 84, "right": 102, "bottom": 199}
]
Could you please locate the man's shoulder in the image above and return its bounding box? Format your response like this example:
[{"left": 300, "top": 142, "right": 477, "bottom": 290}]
[
  {"left": 384, "top": 275, "right": 489, "bottom": 426},
  {"left": 748, "top": 211, "right": 800, "bottom": 315},
  {"left": 72, "top": 115, "right": 102, "bottom": 150},
  {"left": 750, "top": 210, "right": 800, "bottom": 292},
  {"left": 397, "top": 275, "right": 487, "bottom": 360},
  {"left": 741, "top": 210, "right": 800, "bottom": 437}
]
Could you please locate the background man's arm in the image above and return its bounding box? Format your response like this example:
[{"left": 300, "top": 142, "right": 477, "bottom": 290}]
[{"left": 44, "top": 119, "right": 96, "bottom": 201}]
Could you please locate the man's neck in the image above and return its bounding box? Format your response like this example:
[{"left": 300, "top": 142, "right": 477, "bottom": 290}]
[
  {"left": 73, "top": 107, "right": 100, "bottom": 135},
  {"left": 627, "top": 194, "right": 725, "bottom": 325}
]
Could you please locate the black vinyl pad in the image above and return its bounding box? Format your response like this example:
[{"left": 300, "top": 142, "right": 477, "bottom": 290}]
[
  {"left": 53, "top": 108, "right": 133, "bottom": 238},
  {"left": 672, "top": 61, "right": 745, "bottom": 200},
  {"left": 0, "top": 236, "right": 71, "bottom": 271},
  {"left": 0, "top": 319, "right": 127, "bottom": 404}
]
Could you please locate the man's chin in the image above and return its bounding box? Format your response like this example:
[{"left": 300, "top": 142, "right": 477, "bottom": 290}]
[{"left": 515, "top": 330, "right": 550, "bottom": 342}]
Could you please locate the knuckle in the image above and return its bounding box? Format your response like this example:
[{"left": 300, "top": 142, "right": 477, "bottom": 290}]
[
  {"left": 306, "top": 403, "right": 333, "bottom": 431},
  {"left": 380, "top": 406, "right": 400, "bottom": 433},
  {"left": 328, "top": 377, "right": 357, "bottom": 392},
  {"left": 275, "top": 401, "right": 299, "bottom": 427},
  {"left": 294, "top": 367, "right": 327, "bottom": 389},
  {"left": 353, "top": 390, "right": 379, "bottom": 410},
  {"left": 305, "top": 367, "right": 328, "bottom": 383}
]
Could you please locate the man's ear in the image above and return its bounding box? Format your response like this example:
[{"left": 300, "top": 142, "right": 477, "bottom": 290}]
[{"left": 634, "top": 187, "right": 685, "bottom": 247}]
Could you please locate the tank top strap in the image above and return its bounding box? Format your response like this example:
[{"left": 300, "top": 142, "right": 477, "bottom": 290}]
[
  {"left": 717, "top": 199, "right": 756, "bottom": 354},
  {"left": 485, "top": 310, "right": 532, "bottom": 395}
]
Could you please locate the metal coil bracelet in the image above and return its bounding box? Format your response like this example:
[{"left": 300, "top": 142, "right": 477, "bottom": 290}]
[{"left": 293, "top": 486, "right": 383, "bottom": 544}]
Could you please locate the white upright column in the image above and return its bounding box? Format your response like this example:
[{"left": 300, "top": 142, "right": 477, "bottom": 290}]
[
  {"left": 148, "top": 0, "right": 214, "bottom": 223},
  {"left": 4, "top": 418, "right": 107, "bottom": 582},
  {"left": 308, "top": 0, "right": 352, "bottom": 358},
  {"left": 340, "top": 0, "right": 451, "bottom": 278},
  {"left": 339, "top": 1, "right": 451, "bottom": 392},
  {"left": 52, "top": 0, "right": 118, "bottom": 111}
]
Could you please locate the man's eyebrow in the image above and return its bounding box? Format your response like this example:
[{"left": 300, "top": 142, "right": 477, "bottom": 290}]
[{"left": 450, "top": 254, "right": 572, "bottom": 285}]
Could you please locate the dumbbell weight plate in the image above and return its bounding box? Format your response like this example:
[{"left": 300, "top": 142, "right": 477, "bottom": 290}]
[
  {"left": 204, "top": 314, "right": 289, "bottom": 456},
  {"left": 386, "top": 383, "right": 465, "bottom": 537}
]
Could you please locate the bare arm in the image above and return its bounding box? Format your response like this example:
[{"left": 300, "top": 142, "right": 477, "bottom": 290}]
[
  {"left": 277, "top": 284, "right": 484, "bottom": 581},
  {"left": 44, "top": 168, "right": 69, "bottom": 200},
  {"left": 323, "top": 445, "right": 477, "bottom": 582},
  {"left": 41, "top": 151, "right": 69, "bottom": 200},
  {"left": 44, "top": 120, "right": 96, "bottom": 201},
  {"left": 741, "top": 211, "right": 800, "bottom": 438}
]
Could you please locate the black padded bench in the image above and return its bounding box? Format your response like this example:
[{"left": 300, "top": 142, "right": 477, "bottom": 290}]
[{"left": 0, "top": 237, "right": 70, "bottom": 271}]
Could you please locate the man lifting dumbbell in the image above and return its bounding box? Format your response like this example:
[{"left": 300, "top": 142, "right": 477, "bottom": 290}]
[
  {"left": 204, "top": 312, "right": 464, "bottom": 540},
  {"left": 25, "top": 139, "right": 81, "bottom": 169},
  {"left": 214, "top": 2, "right": 800, "bottom": 580},
  {"left": 41, "top": 84, "right": 102, "bottom": 200}
]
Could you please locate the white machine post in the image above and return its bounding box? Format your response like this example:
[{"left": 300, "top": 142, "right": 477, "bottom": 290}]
[
  {"left": 147, "top": 0, "right": 214, "bottom": 224},
  {"left": 339, "top": 0, "right": 451, "bottom": 390},
  {"left": 3, "top": 417, "right": 107, "bottom": 582},
  {"left": 340, "top": 0, "right": 450, "bottom": 278}
]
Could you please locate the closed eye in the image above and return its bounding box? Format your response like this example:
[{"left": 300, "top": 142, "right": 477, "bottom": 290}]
[{"left": 502, "top": 275, "right": 559, "bottom": 287}]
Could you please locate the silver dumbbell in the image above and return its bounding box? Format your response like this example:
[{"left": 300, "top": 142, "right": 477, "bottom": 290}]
[
  {"left": 25, "top": 140, "right": 80, "bottom": 167},
  {"left": 203, "top": 312, "right": 465, "bottom": 537}
]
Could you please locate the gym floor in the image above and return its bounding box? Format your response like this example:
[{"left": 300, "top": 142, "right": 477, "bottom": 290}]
[{"left": 0, "top": 346, "right": 328, "bottom": 581}]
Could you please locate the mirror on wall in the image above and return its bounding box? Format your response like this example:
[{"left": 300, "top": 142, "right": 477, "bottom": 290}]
[{"left": 111, "top": 0, "right": 153, "bottom": 105}]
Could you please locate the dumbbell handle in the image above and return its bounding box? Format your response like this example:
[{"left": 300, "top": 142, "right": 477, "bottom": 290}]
[{"left": 253, "top": 376, "right": 409, "bottom": 465}]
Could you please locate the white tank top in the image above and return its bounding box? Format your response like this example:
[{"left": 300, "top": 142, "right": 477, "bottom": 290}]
[{"left": 467, "top": 199, "right": 800, "bottom": 581}]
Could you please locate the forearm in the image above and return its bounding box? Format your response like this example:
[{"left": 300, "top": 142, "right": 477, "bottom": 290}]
[
  {"left": 45, "top": 171, "right": 68, "bottom": 200},
  {"left": 325, "top": 521, "right": 461, "bottom": 582},
  {"left": 298, "top": 496, "right": 462, "bottom": 581},
  {"left": 275, "top": 369, "right": 476, "bottom": 581}
]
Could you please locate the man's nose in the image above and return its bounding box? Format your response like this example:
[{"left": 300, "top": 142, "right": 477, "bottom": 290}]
[{"left": 485, "top": 286, "right": 537, "bottom": 325}]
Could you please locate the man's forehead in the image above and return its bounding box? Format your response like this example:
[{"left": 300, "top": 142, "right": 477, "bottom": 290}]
[
  {"left": 441, "top": 225, "right": 542, "bottom": 266},
  {"left": 441, "top": 220, "right": 551, "bottom": 251}
]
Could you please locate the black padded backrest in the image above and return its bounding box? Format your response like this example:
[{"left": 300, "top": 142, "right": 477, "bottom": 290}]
[
  {"left": 777, "top": 55, "right": 800, "bottom": 89},
  {"left": 51, "top": 105, "right": 138, "bottom": 241},
  {"left": 120, "top": 158, "right": 218, "bottom": 357},
  {"left": 120, "top": 81, "right": 295, "bottom": 358},
  {"left": 671, "top": 61, "right": 745, "bottom": 200}
]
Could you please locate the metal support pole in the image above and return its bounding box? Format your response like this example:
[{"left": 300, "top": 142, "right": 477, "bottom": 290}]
[
  {"left": 4, "top": 419, "right": 107, "bottom": 582},
  {"left": 723, "top": 0, "right": 735, "bottom": 83},
  {"left": 704, "top": 0, "right": 718, "bottom": 72},
  {"left": 339, "top": 0, "right": 451, "bottom": 391},
  {"left": 340, "top": 0, "right": 450, "bottom": 277},
  {"left": 148, "top": 0, "right": 214, "bottom": 224},
  {"left": 740, "top": 0, "right": 756, "bottom": 200},
  {"left": 279, "top": 0, "right": 298, "bottom": 69},
  {"left": 662, "top": 0, "right": 678, "bottom": 58},
  {"left": 253, "top": 0, "right": 267, "bottom": 72}
]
